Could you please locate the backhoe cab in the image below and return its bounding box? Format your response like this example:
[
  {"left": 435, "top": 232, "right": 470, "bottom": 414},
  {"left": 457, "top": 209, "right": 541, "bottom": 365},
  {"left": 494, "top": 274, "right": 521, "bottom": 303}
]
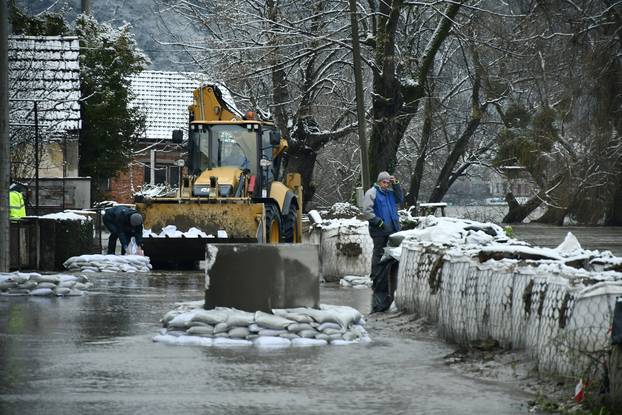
[{"left": 135, "top": 84, "right": 302, "bottom": 267}]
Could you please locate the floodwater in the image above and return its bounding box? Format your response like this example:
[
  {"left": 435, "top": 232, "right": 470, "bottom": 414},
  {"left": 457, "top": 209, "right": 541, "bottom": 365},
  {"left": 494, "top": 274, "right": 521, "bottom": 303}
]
[
  {"left": 446, "top": 205, "right": 622, "bottom": 256},
  {"left": 0, "top": 271, "right": 533, "bottom": 415}
]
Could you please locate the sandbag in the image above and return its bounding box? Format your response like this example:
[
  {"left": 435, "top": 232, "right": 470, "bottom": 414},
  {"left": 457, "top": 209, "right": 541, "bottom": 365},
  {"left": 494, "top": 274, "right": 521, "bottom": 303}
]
[
  {"left": 253, "top": 336, "right": 291, "bottom": 348},
  {"left": 255, "top": 311, "right": 294, "bottom": 329}
]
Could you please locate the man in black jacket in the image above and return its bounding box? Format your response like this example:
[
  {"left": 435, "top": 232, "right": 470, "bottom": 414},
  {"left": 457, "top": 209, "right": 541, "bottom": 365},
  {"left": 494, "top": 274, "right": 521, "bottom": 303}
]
[{"left": 103, "top": 206, "right": 144, "bottom": 255}]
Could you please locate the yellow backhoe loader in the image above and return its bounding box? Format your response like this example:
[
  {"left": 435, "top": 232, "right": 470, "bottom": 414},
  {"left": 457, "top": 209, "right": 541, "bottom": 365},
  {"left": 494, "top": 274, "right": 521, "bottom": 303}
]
[{"left": 135, "top": 84, "right": 303, "bottom": 268}]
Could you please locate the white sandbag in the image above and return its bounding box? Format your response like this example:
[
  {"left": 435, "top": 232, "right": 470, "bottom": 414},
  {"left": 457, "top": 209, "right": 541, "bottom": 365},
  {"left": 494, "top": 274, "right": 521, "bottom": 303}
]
[
  {"left": 272, "top": 309, "right": 314, "bottom": 323},
  {"left": 73, "top": 282, "right": 91, "bottom": 290},
  {"left": 279, "top": 333, "right": 300, "bottom": 340},
  {"left": 5, "top": 290, "right": 30, "bottom": 296},
  {"left": 36, "top": 282, "right": 57, "bottom": 289},
  {"left": 190, "top": 309, "right": 229, "bottom": 325},
  {"left": 318, "top": 322, "right": 342, "bottom": 332},
  {"left": 330, "top": 339, "right": 356, "bottom": 345},
  {"left": 292, "top": 338, "right": 328, "bottom": 347},
  {"left": 226, "top": 310, "right": 255, "bottom": 327},
  {"left": 186, "top": 326, "right": 214, "bottom": 337},
  {"left": 299, "top": 329, "right": 320, "bottom": 338},
  {"left": 319, "top": 304, "right": 363, "bottom": 328},
  {"left": 248, "top": 323, "right": 262, "bottom": 333},
  {"left": 30, "top": 288, "right": 54, "bottom": 296},
  {"left": 58, "top": 274, "right": 80, "bottom": 282},
  {"left": 54, "top": 287, "right": 71, "bottom": 296},
  {"left": 58, "top": 280, "right": 77, "bottom": 289},
  {"left": 66, "top": 289, "right": 85, "bottom": 296},
  {"left": 315, "top": 333, "right": 330, "bottom": 341},
  {"left": 258, "top": 329, "right": 288, "bottom": 337},
  {"left": 255, "top": 311, "right": 294, "bottom": 329},
  {"left": 213, "top": 322, "right": 229, "bottom": 334},
  {"left": 17, "top": 281, "right": 38, "bottom": 290},
  {"left": 0, "top": 281, "right": 17, "bottom": 290},
  {"left": 253, "top": 336, "right": 291, "bottom": 348},
  {"left": 287, "top": 323, "right": 315, "bottom": 332},
  {"left": 31, "top": 274, "right": 60, "bottom": 284},
  {"left": 213, "top": 338, "right": 253, "bottom": 347},
  {"left": 168, "top": 310, "right": 202, "bottom": 329},
  {"left": 176, "top": 335, "right": 213, "bottom": 347},
  {"left": 228, "top": 327, "right": 250, "bottom": 338},
  {"left": 322, "top": 328, "right": 343, "bottom": 336}
]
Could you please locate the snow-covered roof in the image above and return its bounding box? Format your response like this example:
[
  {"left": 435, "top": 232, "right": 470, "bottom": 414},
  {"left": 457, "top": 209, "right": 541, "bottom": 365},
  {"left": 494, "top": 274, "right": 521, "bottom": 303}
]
[
  {"left": 129, "top": 70, "right": 209, "bottom": 140},
  {"left": 8, "top": 35, "right": 81, "bottom": 132}
]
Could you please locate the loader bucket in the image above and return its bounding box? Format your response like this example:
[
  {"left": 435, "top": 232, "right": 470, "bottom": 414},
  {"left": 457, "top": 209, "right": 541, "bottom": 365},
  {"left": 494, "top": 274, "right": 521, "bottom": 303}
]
[
  {"left": 136, "top": 201, "right": 264, "bottom": 268},
  {"left": 204, "top": 243, "right": 320, "bottom": 312}
]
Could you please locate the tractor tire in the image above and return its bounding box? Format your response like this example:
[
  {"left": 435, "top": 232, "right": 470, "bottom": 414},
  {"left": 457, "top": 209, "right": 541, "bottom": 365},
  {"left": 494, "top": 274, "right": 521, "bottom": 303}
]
[
  {"left": 282, "top": 202, "right": 298, "bottom": 243},
  {"left": 265, "top": 202, "right": 282, "bottom": 243}
]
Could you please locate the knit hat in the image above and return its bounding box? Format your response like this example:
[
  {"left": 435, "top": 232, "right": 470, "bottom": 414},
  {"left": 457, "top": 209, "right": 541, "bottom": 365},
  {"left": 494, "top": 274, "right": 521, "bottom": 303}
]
[
  {"left": 377, "top": 171, "right": 391, "bottom": 182},
  {"left": 130, "top": 213, "right": 143, "bottom": 227}
]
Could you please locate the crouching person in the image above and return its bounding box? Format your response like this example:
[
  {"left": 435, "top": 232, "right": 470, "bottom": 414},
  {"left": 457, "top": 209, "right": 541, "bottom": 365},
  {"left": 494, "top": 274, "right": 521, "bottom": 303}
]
[
  {"left": 103, "top": 206, "right": 144, "bottom": 255},
  {"left": 362, "top": 171, "right": 403, "bottom": 313}
]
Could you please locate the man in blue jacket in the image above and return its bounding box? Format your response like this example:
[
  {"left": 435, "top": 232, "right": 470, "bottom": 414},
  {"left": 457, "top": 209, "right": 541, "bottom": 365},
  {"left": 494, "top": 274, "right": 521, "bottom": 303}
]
[
  {"left": 103, "top": 206, "right": 144, "bottom": 255},
  {"left": 362, "top": 171, "right": 403, "bottom": 312}
]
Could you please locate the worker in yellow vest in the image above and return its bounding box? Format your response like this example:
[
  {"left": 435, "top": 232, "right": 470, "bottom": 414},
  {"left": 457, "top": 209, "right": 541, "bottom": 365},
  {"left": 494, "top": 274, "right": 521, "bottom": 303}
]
[{"left": 9, "top": 187, "right": 26, "bottom": 220}]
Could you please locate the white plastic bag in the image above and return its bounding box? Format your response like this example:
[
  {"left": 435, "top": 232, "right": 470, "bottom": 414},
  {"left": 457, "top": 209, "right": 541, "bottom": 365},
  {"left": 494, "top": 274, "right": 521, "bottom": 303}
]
[{"left": 128, "top": 237, "right": 138, "bottom": 255}]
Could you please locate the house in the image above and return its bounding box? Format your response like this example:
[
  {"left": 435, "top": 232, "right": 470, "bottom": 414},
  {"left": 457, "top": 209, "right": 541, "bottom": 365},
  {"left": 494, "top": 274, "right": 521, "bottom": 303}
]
[
  {"left": 8, "top": 35, "right": 90, "bottom": 211},
  {"left": 107, "top": 70, "right": 208, "bottom": 202}
]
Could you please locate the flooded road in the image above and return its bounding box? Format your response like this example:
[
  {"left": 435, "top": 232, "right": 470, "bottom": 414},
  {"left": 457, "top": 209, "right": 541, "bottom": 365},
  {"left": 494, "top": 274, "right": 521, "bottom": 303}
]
[{"left": 1, "top": 271, "right": 532, "bottom": 415}]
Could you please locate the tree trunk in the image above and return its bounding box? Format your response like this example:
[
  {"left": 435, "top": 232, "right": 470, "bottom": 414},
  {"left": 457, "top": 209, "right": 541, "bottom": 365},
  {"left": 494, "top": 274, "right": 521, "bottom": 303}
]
[
  {"left": 286, "top": 140, "right": 318, "bottom": 209},
  {"left": 502, "top": 191, "right": 543, "bottom": 223},
  {"left": 405, "top": 94, "right": 434, "bottom": 206},
  {"left": 428, "top": 104, "right": 484, "bottom": 203},
  {"left": 605, "top": 162, "right": 622, "bottom": 226},
  {"left": 534, "top": 206, "right": 567, "bottom": 225},
  {"left": 368, "top": 2, "right": 462, "bottom": 183},
  {"left": 0, "top": 0, "right": 10, "bottom": 272},
  {"left": 267, "top": 0, "right": 291, "bottom": 141}
]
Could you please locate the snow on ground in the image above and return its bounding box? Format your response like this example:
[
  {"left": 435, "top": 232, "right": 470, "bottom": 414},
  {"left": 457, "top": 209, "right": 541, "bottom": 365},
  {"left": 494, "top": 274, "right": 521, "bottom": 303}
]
[
  {"left": 339, "top": 275, "right": 372, "bottom": 288},
  {"left": 153, "top": 302, "right": 370, "bottom": 348},
  {"left": 0, "top": 272, "right": 91, "bottom": 296}
]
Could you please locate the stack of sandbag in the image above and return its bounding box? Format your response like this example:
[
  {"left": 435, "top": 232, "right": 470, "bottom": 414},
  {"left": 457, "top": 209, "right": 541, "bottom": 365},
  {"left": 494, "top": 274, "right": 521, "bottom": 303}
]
[
  {"left": 63, "top": 254, "right": 152, "bottom": 273},
  {"left": 153, "top": 303, "right": 370, "bottom": 348},
  {"left": 0, "top": 272, "right": 91, "bottom": 296},
  {"left": 339, "top": 275, "right": 373, "bottom": 288}
]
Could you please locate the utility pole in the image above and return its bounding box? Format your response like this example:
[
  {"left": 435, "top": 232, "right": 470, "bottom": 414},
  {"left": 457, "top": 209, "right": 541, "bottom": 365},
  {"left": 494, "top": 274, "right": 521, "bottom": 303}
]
[
  {"left": 349, "top": 0, "right": 370, "bottom": 191},
  {"left": 0, "top": 0, "right": 10, "bottom": 272}
]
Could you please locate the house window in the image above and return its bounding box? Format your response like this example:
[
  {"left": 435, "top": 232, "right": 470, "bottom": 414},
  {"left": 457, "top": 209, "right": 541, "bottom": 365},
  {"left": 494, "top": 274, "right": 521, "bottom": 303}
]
[
  {"left": 98, "top": 177, "right": 111, "bottom": 191},
  {"left": 143, "top": 164, "right": 167, "bottom": 185},
  {"left": 144, "top": 164, "right": 180, "bottom": 187}
]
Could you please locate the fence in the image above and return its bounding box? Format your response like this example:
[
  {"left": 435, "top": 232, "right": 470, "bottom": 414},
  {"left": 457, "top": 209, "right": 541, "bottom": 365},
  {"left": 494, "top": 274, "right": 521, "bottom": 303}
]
[
  {"left": 396, "top": 240, "right": 622, "bottom": 377},
  {"left": 311, "top": 218, "right": 622, "bottom": 379}
]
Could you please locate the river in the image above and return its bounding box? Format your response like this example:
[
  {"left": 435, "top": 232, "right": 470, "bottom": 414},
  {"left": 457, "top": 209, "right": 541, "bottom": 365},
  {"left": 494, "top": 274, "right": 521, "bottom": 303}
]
[{"left": 446, "top": 205, "right": 622, "bottom": 256}]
